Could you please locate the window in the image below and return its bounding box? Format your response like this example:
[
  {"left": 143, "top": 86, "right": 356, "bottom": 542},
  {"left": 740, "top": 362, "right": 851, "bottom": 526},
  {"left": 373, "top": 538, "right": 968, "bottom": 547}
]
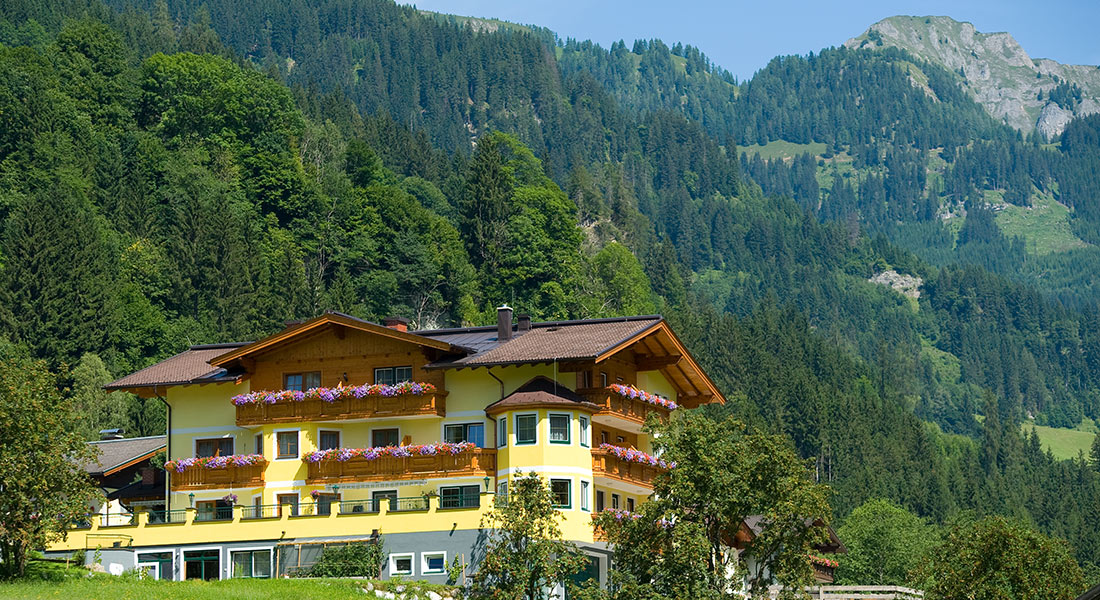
[
  {"left": 579, "top": 416, "right": 589, "bottom": 447},
  {"left": 284, "top": 371, "right": 321, "bottom": 391},
  {"left": 440, "top": 485, "right": 480, "bottom": 509},
  {"left": 277, "top": 431, "right": 298, "bottom": 459},
  {"left": 444, "top": 423, "right": 485, "bottom": 447},
  {"left": 183, "top": 549, "right": 219, "bottom": 581},
  {"left": 196, "top": 500, "right": 231, "bottom": 521},
  {"left": 515, "top": 414, "right": 537, "bottom": 445},
  {"left": 195, "top": 437, "right": 233, "bottom": 458},
  {"left": 319, "top": 430, "right": 340, "bottom": 451},
  {"left": 578, "top": 370, "right": 592, "bottom": 388},
  {"left": 611, "top": 494, "right": 620, "bottom": 509},
  {"left": 371, "top": 428, "right": 400, "bottom": 447},
  {"left": 627, "top": 498, "right": 635, "bottom": 512},
  {"left": 277, "top": 493, "right": 299, "bottom": 517},
  {"left": 421, "top": 552, "right": 446, "bottom": 574},
  {"left": 616, "top": 435, "right": 625, "bottom": 444},
  {"left": 596, "top": 491, "right": 605, "bottom": 512},
  {"left": 497, "top": 481, "right": 508, "bottom": 497},
  {"left": 315, "top": 493, "right": 339, "bottom": 516},
  {"left": 580, "top": 481, "right": 590, "bottom": 511},
  {"left": 497, "top": 418, "right": 507, "bottom": 448},
  {"left": 600, "top": 372, "right": 608, "bottom": 387},
  {"left": 372, "top": 490, "right": 397, "bottom": 512},
  {"left": 600, "top": 431, "right": 609, "bottom": 445},
  {"left": 254, "top": 434, "right": 263, "bottom": 456},
  {"left": 137, "top": 552, "right": 173, "bottom": 581},
  {"left": 389, "top": 553, "right": 414, "bottom": 576},
  {"left": 231, "top": 549, "right": 272, "bottom": 578},
  {"left": 374, "top": 366, "right": 412, "bottom": 386},
  {"left": 550, "top": 479, "right": 571, "bottom": 508},
  {"left": 549, "top": 414, "right": 571, "bottom": 444}
]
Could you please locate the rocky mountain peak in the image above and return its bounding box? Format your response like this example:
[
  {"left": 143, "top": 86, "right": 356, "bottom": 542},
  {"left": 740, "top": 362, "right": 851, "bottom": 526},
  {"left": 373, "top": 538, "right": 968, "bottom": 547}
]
[{"left": 845, "top": 15, "right": 1100, "bottom": 137}]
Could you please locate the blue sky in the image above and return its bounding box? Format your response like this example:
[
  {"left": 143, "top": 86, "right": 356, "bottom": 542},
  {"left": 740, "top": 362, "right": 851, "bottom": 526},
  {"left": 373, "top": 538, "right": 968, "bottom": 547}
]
[{"left": 408, "top": 0, "right": 1100, "bottom": 81}]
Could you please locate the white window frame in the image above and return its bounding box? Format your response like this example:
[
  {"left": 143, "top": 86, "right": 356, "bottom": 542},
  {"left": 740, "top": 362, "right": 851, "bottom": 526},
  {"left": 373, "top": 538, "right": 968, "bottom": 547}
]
[
  {"left": 579, "top": 415, "right": 589, "bottom": 447},
  {"left": 442, "top": 421, "right": 486, "bottom": 446},
  {"left": 317, "top": 428, "right": 341, "bottom": 451},
  {"left": 229, "top": 546, "right": 274, "bottom": 579},
  {"left": 389, "top": 552, "right": 415, "bottom": 576},
  {"left": 515, "top": 413, "right": 538, "bottom": 445},
  {"left": 580, "top": 480, "right": 590, "bottom": 512},
  {"left": 420, "top": 551, "right": 447, "bottom": 575},
  {"left": 369, "top": 426, "right": 401, "bottom": 448},
  {"left": 497, "top": 418, "right": 507, "bottom": 448},
  {"left": 192, "top": 435, "right": 235, "bottom": 458},
  {"left": 274, "top": 428, "right": 301, "bottom": 460},
  {"left": 548, "top": 412, "right": 571, "bottom": 445}
]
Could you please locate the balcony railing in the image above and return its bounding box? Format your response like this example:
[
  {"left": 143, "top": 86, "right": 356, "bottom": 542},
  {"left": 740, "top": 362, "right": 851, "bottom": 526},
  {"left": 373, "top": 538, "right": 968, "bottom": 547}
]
[
  {"left": 307, "top": 448, "right": 496, "bottom": 483},
  {"left": 236, "top": 392, "right": 447, "bottom": 425},
  {"left": 591, "top": 447, "right": 664, "bottom": 488},
  {"left": 581, "top": 389, "right": 673, "bottom": 427},
  {"left": 169, "top": 460, "right": 266, "bottom": 491}
]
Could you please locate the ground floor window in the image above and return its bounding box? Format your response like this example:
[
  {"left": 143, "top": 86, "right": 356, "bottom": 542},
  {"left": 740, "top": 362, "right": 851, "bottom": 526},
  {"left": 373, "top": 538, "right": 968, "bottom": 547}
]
[
  {"left": 231, "top": 549, "right": 272, "bottom": 578},
  {"left": 183, "top": 549, "right": 220, "bottom": 580},
  {"left": 566, "top": 555, "right": 601, "bottom": 598},
  {"left": 440, "top": 485, "right": 480, "bottom": 509},
  {"left": 421, "top": 551, "right": 446, "bottom": 574},
  {"left": 389, "top": 553, "right": 414, "bottom": 576},
  {"left": 137, "top": 551, "right": 173, "bottom": 581}
]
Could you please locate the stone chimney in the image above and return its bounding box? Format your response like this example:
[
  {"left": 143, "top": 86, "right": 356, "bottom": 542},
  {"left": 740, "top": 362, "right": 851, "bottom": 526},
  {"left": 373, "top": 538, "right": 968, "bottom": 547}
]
[
  {"left": 517, "top": 314, "right": 532, "bottom": 333},
  {"left": 497, "top": 305, "right": 514, "bottom": 341},
  {"left": 382, "top": 316, "right": 409, "bottom": 332}
]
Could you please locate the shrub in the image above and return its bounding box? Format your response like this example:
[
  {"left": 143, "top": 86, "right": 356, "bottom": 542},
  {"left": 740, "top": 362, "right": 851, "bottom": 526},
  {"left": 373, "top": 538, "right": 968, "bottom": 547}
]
[{"left": 304, "top": 540, "right": 386, "bottom": 578}]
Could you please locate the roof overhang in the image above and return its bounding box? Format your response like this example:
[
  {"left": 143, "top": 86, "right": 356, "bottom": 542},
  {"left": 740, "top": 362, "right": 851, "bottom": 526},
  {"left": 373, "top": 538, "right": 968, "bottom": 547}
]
[
  {"left": 594, "top": 320, "right": 725, "bottom": 407},
  {"left": 209, "top": 312, "right": 459, "bottom": 369}
]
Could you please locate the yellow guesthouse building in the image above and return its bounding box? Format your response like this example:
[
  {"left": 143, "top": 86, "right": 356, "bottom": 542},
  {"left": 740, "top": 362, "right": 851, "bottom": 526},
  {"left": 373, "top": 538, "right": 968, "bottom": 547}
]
[{"left": 50, "top": 308, "right": 722, "bottom": 584}]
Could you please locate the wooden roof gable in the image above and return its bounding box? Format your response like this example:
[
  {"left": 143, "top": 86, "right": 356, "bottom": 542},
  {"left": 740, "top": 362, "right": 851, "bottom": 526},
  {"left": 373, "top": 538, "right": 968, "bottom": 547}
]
[
  {"left": 209, "top": 312, "right": 455, "bottom": 368},
  {"left": 595, "top": 320, "right": 725, "bottom": 407}
]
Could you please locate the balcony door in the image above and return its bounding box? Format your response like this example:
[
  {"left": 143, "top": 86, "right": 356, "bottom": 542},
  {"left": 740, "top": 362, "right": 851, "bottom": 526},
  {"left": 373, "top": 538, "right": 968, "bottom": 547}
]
[{"left": 195, "top": 438, "right": 233, "bottom": 458}]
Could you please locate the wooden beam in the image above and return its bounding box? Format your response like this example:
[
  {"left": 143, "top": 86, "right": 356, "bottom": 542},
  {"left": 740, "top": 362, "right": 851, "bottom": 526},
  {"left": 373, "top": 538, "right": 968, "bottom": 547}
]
[{"left": 635, "top": 354, "right": 683, "bottom": 371}]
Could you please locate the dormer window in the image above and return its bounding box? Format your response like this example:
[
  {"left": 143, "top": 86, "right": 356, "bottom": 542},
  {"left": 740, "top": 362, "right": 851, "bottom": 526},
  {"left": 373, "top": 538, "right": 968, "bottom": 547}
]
[
  {"left": 374, "top": 366, "right": 412, "bottom": 386},
  {"left": 285, "top": 372, "right": 321, "bottom": 391}
]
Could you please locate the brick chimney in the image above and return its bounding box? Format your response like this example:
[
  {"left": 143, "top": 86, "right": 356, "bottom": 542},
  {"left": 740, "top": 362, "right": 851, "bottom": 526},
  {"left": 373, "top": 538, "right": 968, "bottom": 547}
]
[
  {"left": 141, "top": 467, "right": 155, "bottom": 487},
  {"left": 517, "top": 314, "right": 532, "bottom": 333},
  {"left": 497, "top": 305, "right": 514, "bottom": 341},
  {"left": 382, "top": 316, "right": 409, "bottom": 332}
]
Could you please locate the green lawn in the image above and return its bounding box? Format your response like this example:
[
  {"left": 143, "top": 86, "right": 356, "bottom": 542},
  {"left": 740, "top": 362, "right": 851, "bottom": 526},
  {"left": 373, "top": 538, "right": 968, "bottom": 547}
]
[
  {"left": 1022, "top": 423, "right": 1097, "bottom": 460},
  {"left": 0, "top": 576, "right": 409, "bottom": 600},
  {"left": 738, "top": 140, "right": 826, "bottom": 161},
  {"left": 994, "top": 191, "right": 1088, "bottom": 255}
]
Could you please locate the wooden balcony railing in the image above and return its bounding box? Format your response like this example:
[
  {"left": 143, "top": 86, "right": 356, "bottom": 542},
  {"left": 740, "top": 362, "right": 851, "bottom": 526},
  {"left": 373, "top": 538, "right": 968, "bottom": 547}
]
[
  {"left": 236, "top": 392, "right": 447, "bottom": 426},
  {"left": 580, "top": 388, "right": 673, "bottom": 427},
  {"left": 591, "top": 448, "right": 663, "bottom": 488},
  {"left": 170, "top": 461, "right": 266, "bottom": 491},
  {"left": 307, "top": 448, "right": 496, "bottom": 483},
  {"left": 813, "top": 562, "right": 837, "bottom": 583}
]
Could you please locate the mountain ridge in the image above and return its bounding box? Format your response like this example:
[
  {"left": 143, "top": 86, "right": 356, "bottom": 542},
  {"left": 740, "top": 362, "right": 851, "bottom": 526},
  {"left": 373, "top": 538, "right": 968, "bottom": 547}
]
[{"left": 845, "top": 15, "right": 1100, "bottom": 137}]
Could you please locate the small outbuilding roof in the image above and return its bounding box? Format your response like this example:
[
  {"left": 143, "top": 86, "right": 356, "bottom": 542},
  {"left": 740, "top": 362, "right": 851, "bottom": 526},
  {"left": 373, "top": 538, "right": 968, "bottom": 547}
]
[
  {"left": 485, "top": 376, "right": 602, "bottom": 416},
  {"left": 83, "top": 435, "right": 166, "bottom": 476}
]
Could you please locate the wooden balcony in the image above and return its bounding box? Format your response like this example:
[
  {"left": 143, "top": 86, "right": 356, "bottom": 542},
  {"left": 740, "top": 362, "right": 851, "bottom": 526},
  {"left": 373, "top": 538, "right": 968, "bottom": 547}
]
[
  {"left": 307, "top": 448, "right": 496, "bottom": 483},
  {"left": 591, "top": 448, "right": 663, "bottom": 489},
  {"left": 236, "top": 392, "right": 447, "bottom": 426},
  {"left": 170, "top": 461, "right": 266, "bottom": 491},
  {"left": 581, "top": 388, "right": 673, "bottom": 428},
  {"left": 813, "top": 562, "right": 836, "bottom": 583}
]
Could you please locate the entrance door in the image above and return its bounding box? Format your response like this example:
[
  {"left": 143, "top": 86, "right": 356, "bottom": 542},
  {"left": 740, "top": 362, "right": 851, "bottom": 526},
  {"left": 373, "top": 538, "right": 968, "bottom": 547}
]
[{"left": 183, "top": 549, "right": 220, "bottom": 580}]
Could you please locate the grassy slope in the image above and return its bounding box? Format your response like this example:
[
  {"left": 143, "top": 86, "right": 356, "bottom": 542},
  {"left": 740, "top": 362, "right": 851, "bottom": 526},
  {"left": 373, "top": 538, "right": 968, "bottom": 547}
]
[
  {"left": 1022, "top": 423, "right": 1098, "bottom": 460},
  {"left": 0, "top": 577, "right": 382, "bottom": 600},
  {"left": 738, "top": 140, "right": 826, "bottom": 161},
  {"left": 994, "top": 192, "right": 1089, "bottom": 255}
]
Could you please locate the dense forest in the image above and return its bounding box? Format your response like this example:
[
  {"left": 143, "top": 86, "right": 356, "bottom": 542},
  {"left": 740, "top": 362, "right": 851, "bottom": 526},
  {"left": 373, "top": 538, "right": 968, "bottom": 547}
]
[{"left": 1, "top": 0, "right": 1099, "bottom": 578}]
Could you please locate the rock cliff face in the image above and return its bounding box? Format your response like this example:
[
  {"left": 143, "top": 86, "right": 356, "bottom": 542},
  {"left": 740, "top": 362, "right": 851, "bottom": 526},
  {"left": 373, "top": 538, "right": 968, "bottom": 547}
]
[{"left": 845, "top": 16, "right": 1100, "bottom": 137}]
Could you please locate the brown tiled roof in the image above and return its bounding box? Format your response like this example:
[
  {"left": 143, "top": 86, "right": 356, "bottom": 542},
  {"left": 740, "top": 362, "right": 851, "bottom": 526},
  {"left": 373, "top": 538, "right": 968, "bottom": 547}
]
[
  {"left": 104, "top": 344, "right": 246, "bottom": 391},
  {"left": 426, "top": 317, "right": 662, "bottom": 368},
  {"left": 82, "top": 435, "right": 166, "bottom": 475},
  {"left": 485, "top": 376, "right": 601, "bottom": 415}
]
